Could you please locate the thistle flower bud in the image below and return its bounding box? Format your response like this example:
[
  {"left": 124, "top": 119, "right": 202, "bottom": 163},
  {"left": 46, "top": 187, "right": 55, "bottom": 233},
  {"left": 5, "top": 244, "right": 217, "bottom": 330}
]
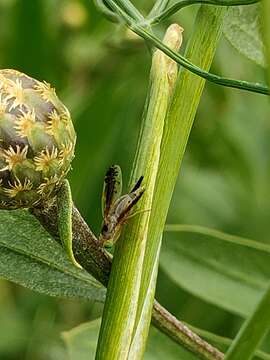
[{"left": 0, "top": 69, "right": 76, "bottom": 209}]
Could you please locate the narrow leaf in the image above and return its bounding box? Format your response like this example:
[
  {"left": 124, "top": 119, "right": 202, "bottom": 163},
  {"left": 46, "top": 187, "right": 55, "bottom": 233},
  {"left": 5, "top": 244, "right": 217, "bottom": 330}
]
[
  {"left": 62, "top": 319, "right": 101, "bottom": 360},
  {"left": 0, "top": 209, "right": 106, "bottom": 302},
  {"left": 161, "top": 224, "right": 270, "bottom": 316},
  {"left": 57, "top": 180, "right": 82, "bottom": 268},
  {"left": 225, "top": 283, "right": 270, "bottom": 359}
]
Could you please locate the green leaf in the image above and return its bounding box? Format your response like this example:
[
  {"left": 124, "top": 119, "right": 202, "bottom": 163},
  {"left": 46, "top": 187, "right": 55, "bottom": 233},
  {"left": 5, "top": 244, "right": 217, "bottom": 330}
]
[
  {"left": 62, "top": 319, "right": 270, "bottom": 360},
  {"left": 161, "top": 225, "right": 270, "bottom": 317},
  {"left": 62, "top": 319, "right": 101, "bottom": 360},
  {"left": 0, "top": 209, "right": 106, "bottom": 302},
  {"left": 225, "top": 283, "right": 270, "bottom": 359},
  {"left": 191, "top": 324, "right": 270, "bottom": 360},
  {"left": 62, "top": 319, "right": 198, "bottom": 360},
  {"left": 223, "top": 4, "right": 266, "bottom": 67},
  {"left": 146, "top": 327, "right": 198, "bottom": 360}
]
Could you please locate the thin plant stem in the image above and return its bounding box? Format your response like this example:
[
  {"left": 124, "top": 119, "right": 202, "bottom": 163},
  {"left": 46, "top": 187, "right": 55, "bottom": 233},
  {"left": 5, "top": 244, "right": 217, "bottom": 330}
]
[
  {"left": 94, "top": 0, "right": 120, "bottom": 22},
  {"left": 148, "top": 0, "right": 260, "bottom": 24},
  {"left": 105, "top": 0, "right": 270, "bottom": 95},
  {"left": 152, "top": 301, "right": 224, "bottom": 360},
  {"left": 113, "top": 0, "right": 144, "bottom": 20},
  {"left": 147, "top": 0, "right": 170, "bottom": 19}
]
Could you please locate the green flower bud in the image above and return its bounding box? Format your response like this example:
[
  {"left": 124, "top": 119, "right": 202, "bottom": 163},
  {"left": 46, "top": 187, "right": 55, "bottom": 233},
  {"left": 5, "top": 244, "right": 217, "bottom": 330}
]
[{"left": 0, "top": 69, "right": 76, "bottom": 209}]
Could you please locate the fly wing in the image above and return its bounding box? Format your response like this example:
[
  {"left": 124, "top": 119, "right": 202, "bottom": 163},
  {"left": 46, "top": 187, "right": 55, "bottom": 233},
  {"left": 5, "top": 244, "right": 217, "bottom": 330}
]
[
  {"left": 117, "top": 185, "right": 145, "bottom": 223},
  {"left": 130, "top": 175, "right": 143, "bottom": 193},
  {"left": 102, "top": 165, "right": 122, "bottom": 218}
]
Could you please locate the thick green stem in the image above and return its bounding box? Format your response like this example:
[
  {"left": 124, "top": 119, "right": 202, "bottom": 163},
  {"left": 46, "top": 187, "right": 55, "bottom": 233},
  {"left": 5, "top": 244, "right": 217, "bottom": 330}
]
[
  {"left": 133, "top": 5, "right": 227, "bottom": 359},
  {"left": 95, "top": 24, "right": 183, "bottom": 360},
  {"left": 94, "top": 0, "right": 119, "bottom": 22},
  {"left": 224, "top": 283, "right": 270, "bottom": 360}
]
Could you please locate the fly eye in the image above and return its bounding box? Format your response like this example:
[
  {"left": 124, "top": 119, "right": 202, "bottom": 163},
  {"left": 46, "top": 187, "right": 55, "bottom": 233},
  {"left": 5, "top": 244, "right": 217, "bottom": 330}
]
[{"left": 102, "top": 224, "right": 109, "bottom": 233}]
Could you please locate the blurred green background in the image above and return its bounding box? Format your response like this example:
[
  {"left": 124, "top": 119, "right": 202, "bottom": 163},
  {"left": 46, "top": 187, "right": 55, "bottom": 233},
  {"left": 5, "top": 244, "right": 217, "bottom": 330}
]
[{"left": 0, "top": 0, "right": 269, "bottom": 359}]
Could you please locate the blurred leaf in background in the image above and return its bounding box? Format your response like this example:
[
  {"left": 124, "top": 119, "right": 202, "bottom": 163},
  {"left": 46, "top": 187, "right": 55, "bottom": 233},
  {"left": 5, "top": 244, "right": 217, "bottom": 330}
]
[
  {"left": 62, "top": 318, "right": 270, "bottom": 360},
  {"left": 223, "top": 3, "right": 266, "bottom": 68},
  {"left": 0, "top": 210, "right": 106, "bottom": 302},
  {"left": 62, "top": 319, "right": 199, "bottom": 360},
  {"left": 0, "top": 0, "right": 270, "bottom": 359}
]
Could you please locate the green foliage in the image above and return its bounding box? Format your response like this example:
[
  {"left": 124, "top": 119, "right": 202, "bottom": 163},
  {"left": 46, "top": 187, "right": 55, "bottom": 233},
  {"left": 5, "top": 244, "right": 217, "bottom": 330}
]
[
  {"left": 62, "top": 319, "right": 270, "bottom": 360},
  {"left": 0, "top": 0, "right": 270, "bottom": 359},
  {"left": 0, "top": 209, "right": 105, "bottom": 302},
  {"left": 57, "top": 180, "right": 82, "bottom": 268},
  {"left": 223, "top": 4, "right": 266, "bottom": 67},
  {"left": 63, "top": 319, "right": 198, "bottom": 360},
  {"left": 225, "top": 283, "right": 270, "bottom": 359},
  {"left": 95, "top": 23, "right": 183, "bottom": 359},
  {"left": 161, "top": 225, "right": 270, "bottom": 316}
]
